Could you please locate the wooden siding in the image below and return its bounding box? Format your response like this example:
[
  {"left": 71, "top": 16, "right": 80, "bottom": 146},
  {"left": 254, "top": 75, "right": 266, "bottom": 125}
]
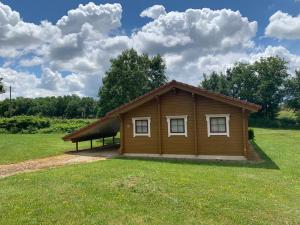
[
  {"left": 123, "top": 89, "right": 247, "bottom": 156},
  {"left": 196, "top": 95, "right": 244, "bottom": 155},
  {"left": 123, "top": 99, "right": 159, "bottom": 154},
  {"left": 160, "top": 90, "right": 194, "bottom": 154}
]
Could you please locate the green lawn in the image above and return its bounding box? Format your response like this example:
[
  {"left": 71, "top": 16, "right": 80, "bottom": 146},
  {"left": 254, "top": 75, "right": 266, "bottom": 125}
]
[
  {"left": 0, "top": 134, "right": 105, "bottom": 164},
  {"left": 0, "top": 128, "right": 299, "bottom": 225}
]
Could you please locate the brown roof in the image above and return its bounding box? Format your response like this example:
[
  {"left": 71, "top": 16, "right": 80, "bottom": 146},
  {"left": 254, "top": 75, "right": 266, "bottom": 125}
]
[{"left": 63, "top": 80, "right": 261, "bottom": 141}]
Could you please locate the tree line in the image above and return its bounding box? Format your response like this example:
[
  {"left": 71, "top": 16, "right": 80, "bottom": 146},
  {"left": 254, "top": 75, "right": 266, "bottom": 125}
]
[{"left": 0, "top": 95, "right": 98, "bottom": 118}]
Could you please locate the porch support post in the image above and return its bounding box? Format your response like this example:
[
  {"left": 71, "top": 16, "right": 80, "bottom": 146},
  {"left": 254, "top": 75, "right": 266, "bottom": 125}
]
[
  {"left": 242, "top": 108, "right": 249, "bottom": 158},
  {"left": 76, "top": 142, "right": 78, "bottom": 152},
  {"left": 119, "top": 114, "right": 124, "bottom": 154},
  {"left": 155, "top": 96, "right": 162, "bottom": 155},
  {"left": 192, "top": 93, "right": 198, "bottom": 155}
]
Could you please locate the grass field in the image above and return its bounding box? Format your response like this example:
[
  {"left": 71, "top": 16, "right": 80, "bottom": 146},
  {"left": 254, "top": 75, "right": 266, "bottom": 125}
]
[
  {"left": 277, "top": 109, "right": 298, "bottom": 120},
  {"left": 0, "top": 134, "right": 106, "bottom": 164},
  {"left": 0, "top": 128, "right": 299, "bottom": 224}
]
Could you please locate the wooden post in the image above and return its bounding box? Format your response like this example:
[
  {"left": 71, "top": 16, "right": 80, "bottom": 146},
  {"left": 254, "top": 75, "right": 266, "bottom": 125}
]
[
  {"left": 193, "top": 93, "right": 198, "bottom": 155},
  {"left": 90, "top": 139, "right": 93, "bottom": 150},
  {"left": 156, "top": 96, "right": 162, "bottom": 155},
  {"left": 242, "top": 108, "right": 248, "bottom": 158},
  {"left": 76, "top": 142, "right": 78, "bottom": 152},
  {"left": 119, "top": 114, "right": 124, "bottom": 154},
  {"left": 102, "top": 137, "right": 105, "bottom": 146}
]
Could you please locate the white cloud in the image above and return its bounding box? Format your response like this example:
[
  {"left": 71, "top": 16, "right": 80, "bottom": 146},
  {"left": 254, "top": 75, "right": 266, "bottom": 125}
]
[
  {"left": 249, "top": 45, "right": 300, "bottom": 72},
  {"left": 133, "top": 7, "right": 257, "bottom": 85},
  {"left": 140, "top": 5, "right": 166, "bottom": 19},
  {"left": 164, "top": 51, "right": 247, "bottom": 84},
  {"left": 0, "top": 67, "right": 43, "bottom": 99},
  {"left": 39, "top": 67, "right": 63, "bottom": 90},
  {"left": 56, "top": 2, "right": 122, "bottom": 34},
  {"left": 0, "top": 2, "right": 300, "bottom": 99},
  {"left": 19, "top": 56, "right": 43, "bottom": 67},
  {"left": 0, "top": 1, "right": 60, "bottom": 58},
  {"left": 163, "top": 45, "right": 300, "bottom": 85},
  {"left": 0, "top": 2, "right": 129, "bottom": 99},
  {"left": 265, "top": 11, "right": 300, "bottom": 40},
  {"left": 133, "top": 8, "right": 257, "bottom": 55},
  {"left": 0, "top": 66, "right": 102, "bottom": 100},
  {"left": 0, "top": 2, "right": 20, "bottom": 26}
]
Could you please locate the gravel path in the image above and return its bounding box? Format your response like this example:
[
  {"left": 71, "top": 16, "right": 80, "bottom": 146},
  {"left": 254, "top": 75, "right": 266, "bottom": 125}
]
[{"left": 0, "top": 148, "right": 119, "bottom": 178}]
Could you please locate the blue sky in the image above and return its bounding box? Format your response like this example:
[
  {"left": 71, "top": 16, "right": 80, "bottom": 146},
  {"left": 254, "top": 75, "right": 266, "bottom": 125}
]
[{"left": 0, "top": 0, "right": 300, "bottom": 99}]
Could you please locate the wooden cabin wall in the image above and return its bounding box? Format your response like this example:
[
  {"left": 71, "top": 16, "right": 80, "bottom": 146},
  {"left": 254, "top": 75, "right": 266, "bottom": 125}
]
[{"left": 122, "top": 89, "right": 245, "bottom": 156}]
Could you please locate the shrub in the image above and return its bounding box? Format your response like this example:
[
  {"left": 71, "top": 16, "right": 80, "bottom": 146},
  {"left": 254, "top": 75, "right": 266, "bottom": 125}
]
[
  {"left": 0, "top": 116, "right": 50, "bottom": 133},
  {"left": 44, "top": 119, "right": 91, "bottom": 133},
  {"left": 248, "top": 129, "right": 255, "bottom": 140}
]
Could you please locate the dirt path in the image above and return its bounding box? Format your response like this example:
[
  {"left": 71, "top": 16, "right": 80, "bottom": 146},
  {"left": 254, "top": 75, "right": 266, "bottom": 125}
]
[{"left": 0, "top": 148, "right": 119, "bottom": 178}]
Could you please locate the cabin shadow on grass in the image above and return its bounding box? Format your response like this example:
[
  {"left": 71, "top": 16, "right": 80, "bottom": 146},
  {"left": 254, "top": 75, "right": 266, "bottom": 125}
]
[
  {"left": 249, "top": 141, "right": 279, "bottom": 169},
  {"left": 117, "top": 142, "right": 279, "bottom": 170}
]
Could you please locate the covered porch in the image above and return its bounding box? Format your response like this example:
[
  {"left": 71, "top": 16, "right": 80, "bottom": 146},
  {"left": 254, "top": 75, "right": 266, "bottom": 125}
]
[{"left": 63, "top": 116, "right": 121, "bottom": 152}]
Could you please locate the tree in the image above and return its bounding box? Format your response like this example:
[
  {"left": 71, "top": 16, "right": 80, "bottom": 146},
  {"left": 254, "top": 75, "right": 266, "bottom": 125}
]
[
  {"left": 98, "top": 49, "right": 167, "bottom": 116},
  {"left": 202, "top": 72, "right": 229, "bottom": 95},
  {"left": 253, "top": 57, "right": 289, "bottom": 118},
  {"left": 148, "top": 54, "right": 167, "bottom": 90},
  {"left": 200, "top": 56, "right": 289, "bottom": 119},
  {"left": 65, "top": 98, "right": 83, "bottom": 118},
  {"left": 286, "top": 70, "right": 300, "bottom": 115},
  {"left": 226, "top": 62, "right": 258, "bottom": 103}
]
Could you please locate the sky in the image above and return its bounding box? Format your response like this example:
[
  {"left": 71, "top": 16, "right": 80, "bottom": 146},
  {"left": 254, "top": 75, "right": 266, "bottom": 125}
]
[{"left": 0, "top": 0, "right": 300, "bottom": 99}]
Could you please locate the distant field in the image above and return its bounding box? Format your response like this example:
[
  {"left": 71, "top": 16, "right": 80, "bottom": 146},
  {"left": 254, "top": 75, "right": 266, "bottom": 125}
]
[
  {"left": 249, "top": 110, "right": 300, "bottom": 129},
  {"left": 277, "top": 109, "right": 298, "bottom": 120},
  {"left": 0, "top": 128, "right": 299, "bottom": 225}
]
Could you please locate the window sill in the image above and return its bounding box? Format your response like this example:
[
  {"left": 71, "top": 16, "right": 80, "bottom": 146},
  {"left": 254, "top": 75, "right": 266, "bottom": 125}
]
[
  {"left": 134, "top": 134, "right": 151, "bottom": 137},
  {"left": 208, "top": 133, "right": 229, "bottom": 137},
  {"left": 168, "top": 133, "right": 188, "bottom": 137}
]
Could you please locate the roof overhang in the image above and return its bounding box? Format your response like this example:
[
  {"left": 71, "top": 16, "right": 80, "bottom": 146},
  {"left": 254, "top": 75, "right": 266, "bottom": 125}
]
[
  {"left": 63, "top": 116, "right": 120, "bottom": 142},
  {"left": 106, "top": 80, "right": 261, "bottom": 117}
]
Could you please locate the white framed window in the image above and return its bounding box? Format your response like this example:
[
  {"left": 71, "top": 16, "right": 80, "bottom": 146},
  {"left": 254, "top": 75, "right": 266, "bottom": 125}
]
[
  {"left": 206, "top": 114, "right": 230, "bottom": 137},
  {"left": 166, "top": 115, "right": 188, "bottom": 137},
  {"left": 132, "top": 117, "right": 151, "bottom": 137}
]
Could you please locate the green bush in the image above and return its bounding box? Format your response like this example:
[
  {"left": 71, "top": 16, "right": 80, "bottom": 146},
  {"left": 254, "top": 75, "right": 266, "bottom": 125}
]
[
  {"left": 0, "top": 116, "right": 50, "bottom": 133},
  {"left": 248, "top": 129, "right": 255, "bottom": 140},
  {"left": 0, "top": 116, "right": 93, "bottom": 134},
  {"left": 40, "top": 119, "right": 91, "bottom": 133}
]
